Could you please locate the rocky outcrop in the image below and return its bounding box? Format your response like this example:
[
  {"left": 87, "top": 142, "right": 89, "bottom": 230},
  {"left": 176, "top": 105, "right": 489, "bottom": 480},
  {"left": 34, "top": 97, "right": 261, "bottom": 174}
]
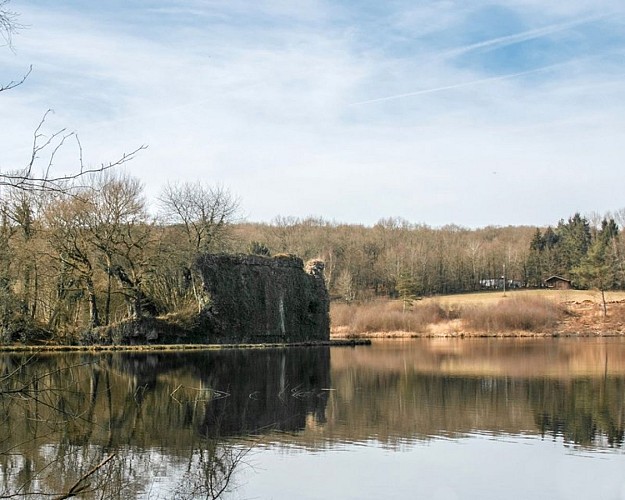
[{"left": 195, "top": 254, "right": 330, "bottom": 343}]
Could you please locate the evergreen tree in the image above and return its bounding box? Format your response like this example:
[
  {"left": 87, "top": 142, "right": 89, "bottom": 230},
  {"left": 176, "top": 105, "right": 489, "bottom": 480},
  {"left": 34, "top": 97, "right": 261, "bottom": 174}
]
[
  {"left": 556, "top": 213, "right": 591, "bottom": 276},
  {"left": 572, "top": 238, "right": 615, "bottom": 316},
  {"left": 599, "top": 218, "right": 619, "bottom": 244},
  {"left": 543, "top": 226, "right": 560, "bottom": 249},
  {"left": 527, "top": 228, "right": 545, "bottom": 286},
  {"left": 529, "top": 228, "right": 545, "bottom": 252},
  {"left": 572, "top": 219, "right": 619, "bottom": 316},
  {"left": 396, "top": 272, "right": 419, "bottom": 312}
]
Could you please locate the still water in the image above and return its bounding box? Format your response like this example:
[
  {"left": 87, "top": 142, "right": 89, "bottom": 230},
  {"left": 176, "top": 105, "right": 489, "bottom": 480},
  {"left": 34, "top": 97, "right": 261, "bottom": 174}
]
[{"left": 2, "top": 338, "right": 625, "bottom": 499}]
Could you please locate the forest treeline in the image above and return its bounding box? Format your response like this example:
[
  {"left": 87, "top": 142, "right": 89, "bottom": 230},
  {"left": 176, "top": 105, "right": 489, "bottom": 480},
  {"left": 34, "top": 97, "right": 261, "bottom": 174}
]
[
  {"left": 237, "top": 210, "right": 624, "bottom": 301},
  {"left": 1, "top": 168, "right": 624, "bottom": 342}
]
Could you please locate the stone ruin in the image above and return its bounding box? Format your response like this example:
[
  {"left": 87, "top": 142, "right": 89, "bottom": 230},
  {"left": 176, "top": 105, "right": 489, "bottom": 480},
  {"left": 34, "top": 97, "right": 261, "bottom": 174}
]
[{"left": 195, "top": 254, "right": 330, "bottom": 343}]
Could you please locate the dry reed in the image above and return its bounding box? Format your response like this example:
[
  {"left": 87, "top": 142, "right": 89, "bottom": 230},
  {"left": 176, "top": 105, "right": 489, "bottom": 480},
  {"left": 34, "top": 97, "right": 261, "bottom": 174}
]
[
  {"left": 331, "top": 300, "right": 448, "bottom": 334},
  {"left": 331, "top": 295, "right": 565, "bottom": 335},
  {"left": 461, "top": 295, "right": 564, "bottom": 332}
]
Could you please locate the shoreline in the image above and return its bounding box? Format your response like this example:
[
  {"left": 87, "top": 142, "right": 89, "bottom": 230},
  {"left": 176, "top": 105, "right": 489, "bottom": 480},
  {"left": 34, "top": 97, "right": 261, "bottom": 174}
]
[
  {"left": 0, "top": 338, "right": 371, "bottom": 353},
  {"left": 330, "top": 329, "right": 625, "bottom": 340}
]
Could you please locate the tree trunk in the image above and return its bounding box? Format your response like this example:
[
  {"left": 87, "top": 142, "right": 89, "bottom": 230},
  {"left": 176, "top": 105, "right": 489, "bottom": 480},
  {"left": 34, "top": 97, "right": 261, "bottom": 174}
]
[
  {"left": 105, "top": 255, "right": 112, "bottom": 326},
  {"left": 86, "top": 277, "right": 100, "bottom": 328}
]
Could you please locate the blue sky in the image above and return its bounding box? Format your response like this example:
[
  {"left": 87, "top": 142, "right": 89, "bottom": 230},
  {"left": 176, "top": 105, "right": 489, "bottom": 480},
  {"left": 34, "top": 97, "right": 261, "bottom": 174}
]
[{"left": 2, "top": 0, "right": 625, "bottom": 227}]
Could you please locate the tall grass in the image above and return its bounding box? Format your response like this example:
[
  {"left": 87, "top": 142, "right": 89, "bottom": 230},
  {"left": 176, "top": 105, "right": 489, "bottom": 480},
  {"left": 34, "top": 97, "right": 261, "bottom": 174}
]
[
  {"left": 462, "top": 295, "right": 564, "bottom": 332},
  {"left": 331, "top": 295, "right": 565, "bottom": 334},
  {"left": 331, "top": 300, "right": 448, "bottom": 334}
]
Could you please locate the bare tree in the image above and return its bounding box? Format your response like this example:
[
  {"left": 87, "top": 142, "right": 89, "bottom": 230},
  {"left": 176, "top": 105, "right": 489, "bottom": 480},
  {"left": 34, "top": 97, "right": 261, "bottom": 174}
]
[
  {"left": 43, "top": 193, "right": 101, "bottom": 329},
  {"left": 2, "top": 189, "right": 39, "bottom": 319},
  {"left": 42, "top": 173, "right": 155, "bottom": 329},
  {"left": 159, "top": 182, "right": 240, "bottom": 254},
  {"left": 83, "top": 172, "right": 151, "bottom": 323},
  {"left": 0, "top": 64, "right": 30, "bottom": 92},
  {"left": 158, "top": 182, "right": 239, "bottom": 312},
  {"left": 1, "top": 1, "right": 145, "bottom": 192}
]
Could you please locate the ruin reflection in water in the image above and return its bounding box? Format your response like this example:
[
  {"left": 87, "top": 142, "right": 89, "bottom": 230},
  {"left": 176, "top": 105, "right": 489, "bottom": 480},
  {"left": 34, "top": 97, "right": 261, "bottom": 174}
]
[
  {"left": 2, "top": 338, "right": 625, "bottom": 498},
  {"left": 0, "top": 348, "right": 330, "bottom": 498}
]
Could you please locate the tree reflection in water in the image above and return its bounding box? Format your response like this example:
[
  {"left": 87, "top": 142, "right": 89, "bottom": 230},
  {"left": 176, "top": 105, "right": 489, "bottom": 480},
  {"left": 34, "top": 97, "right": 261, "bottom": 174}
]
[
  {"left": 3, "top": 341, "right": 625, "bottom": 497},
  {"left": 170, "top": 438, "right": 253, "bottom": 500},
  {"left": 0, "top": 347, "right": 331, "bottom": 498},
  {"left": 533, "top": 378, "right": 625, "bottom": 447}
]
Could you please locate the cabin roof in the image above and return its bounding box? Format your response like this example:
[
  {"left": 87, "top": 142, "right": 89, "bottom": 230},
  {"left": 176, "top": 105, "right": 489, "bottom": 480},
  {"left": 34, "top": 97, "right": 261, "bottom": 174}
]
[{"left": 544, "top": 275, "right": 571, "bottom": 283}]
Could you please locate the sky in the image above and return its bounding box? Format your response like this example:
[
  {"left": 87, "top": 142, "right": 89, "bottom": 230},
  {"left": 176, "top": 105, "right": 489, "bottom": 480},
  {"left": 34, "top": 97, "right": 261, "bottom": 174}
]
[{"left": 1, "top": 0, "right": 625, "bottom": 228}]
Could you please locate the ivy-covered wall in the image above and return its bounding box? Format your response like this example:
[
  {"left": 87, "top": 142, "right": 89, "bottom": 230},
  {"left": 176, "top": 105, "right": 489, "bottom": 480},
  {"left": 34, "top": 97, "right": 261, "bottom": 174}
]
[{"left": 196, "top": 254, "right": 330, "bottom": 343}]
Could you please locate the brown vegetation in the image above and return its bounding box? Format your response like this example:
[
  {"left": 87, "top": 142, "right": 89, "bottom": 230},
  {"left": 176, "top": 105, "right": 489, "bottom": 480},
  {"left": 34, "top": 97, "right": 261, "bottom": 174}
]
[
  {"left": 233, "top": 218, "right": 540, "bottom": 300},
  {"left": 331, "top": 300, "right": 449, "bottom": 335},
  {"left": 330, "top": 290, "right": 625, "bottom": 338},
  {"left": 462, "top": 295, "right": 564, "bottom": 332},
  {"left": 3, "top": 156, "right": 624, "bottom": 346}
]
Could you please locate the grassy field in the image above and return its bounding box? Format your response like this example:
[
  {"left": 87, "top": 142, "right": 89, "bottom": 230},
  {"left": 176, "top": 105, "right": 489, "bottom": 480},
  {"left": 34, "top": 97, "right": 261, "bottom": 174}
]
[
  {"left": 330, "top": 289, "right": 625, "bottom": 338},
  {"left": 421, "top": 289, "right": 625, "bottom": 306}
]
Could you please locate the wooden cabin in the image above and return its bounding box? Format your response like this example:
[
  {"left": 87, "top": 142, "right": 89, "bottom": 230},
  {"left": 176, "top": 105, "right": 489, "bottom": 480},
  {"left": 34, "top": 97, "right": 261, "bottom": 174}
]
[{"left": 544, "top": 276, "right": 572, "bottom": 290}]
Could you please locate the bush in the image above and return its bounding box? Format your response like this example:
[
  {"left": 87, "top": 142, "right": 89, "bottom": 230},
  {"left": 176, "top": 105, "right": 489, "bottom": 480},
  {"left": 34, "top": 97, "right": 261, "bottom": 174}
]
[
  {"left": 330, "top": 300, "right": 447, "bottom": 334},
  {"left": 461, "top": 296, "right": 563, "bottom": 332}
]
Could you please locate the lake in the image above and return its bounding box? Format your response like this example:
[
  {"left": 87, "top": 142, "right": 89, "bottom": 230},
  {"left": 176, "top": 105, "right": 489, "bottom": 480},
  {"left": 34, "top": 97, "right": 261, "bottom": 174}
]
[{"left": 2, "top": 338, "right": 625, "bottom": 499}]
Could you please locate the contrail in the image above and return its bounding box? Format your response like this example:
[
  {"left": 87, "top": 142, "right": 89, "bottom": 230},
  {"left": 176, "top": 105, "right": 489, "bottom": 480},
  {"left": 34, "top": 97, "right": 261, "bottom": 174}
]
[
  {"left": 442, "top": 13, "right": 609, "bottom": 58},
  {"left": 350, "top": 63, "right": 565, "bottom": 105},
  {"left": 351, "top": 13, "right": 610, "bottom": 106}
]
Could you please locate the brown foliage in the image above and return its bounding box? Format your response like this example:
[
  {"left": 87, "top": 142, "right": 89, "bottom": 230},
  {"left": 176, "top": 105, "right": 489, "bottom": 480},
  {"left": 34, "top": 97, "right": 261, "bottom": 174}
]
[
  {"left": 462, "top": 295, "right": 564, "bottom": 333},
  {"left": 331, "top": 294, "right": 565, "bottom": 335},
  {"left": 232, "top": 218, "right": 538, "bottom": 301},
  {"left": 331, "top": 300, "right": 448, "bottom": 334}
]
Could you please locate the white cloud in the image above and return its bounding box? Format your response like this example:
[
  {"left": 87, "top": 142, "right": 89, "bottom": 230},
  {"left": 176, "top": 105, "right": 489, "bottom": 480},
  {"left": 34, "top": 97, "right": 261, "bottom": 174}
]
[{"left": 1, "top": 0, "right": 625, "bottom": 227}]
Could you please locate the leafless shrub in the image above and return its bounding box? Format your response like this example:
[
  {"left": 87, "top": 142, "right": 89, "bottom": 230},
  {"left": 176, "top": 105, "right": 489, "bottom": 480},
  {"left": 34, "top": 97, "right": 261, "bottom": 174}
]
[
  {"left": 462, "top": 296, "right": 564, "bottom": 332},
  {"left": 331, "top": 300, "right": 448, "bottom": 334}
]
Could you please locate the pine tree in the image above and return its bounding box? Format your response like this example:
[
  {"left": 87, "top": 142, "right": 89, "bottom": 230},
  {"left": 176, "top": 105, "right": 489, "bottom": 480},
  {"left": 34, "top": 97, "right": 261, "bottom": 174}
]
[
  {"left": 572, "top": 220, "right": 619, "bottom": 317},
  {"left": 556, "top": 213, "right": 592, "bottom": 276},
  {"left": 396, "top": 272, "right": 419, "bottom": 312}
]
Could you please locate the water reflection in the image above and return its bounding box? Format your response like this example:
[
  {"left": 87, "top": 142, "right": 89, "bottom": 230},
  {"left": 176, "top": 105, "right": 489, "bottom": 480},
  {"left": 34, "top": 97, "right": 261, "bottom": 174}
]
[
  {"left": 0, "top": 347, "right": 330, "bottom": 498},
  {"left": 325, "top": 339, "right": 625, "bottom": 447},
  {"left": 533, "top": 377, "right": 625, "bottom": 446},
  {"left": 2, "top": 339, "right": 625, "bottom": 498}
]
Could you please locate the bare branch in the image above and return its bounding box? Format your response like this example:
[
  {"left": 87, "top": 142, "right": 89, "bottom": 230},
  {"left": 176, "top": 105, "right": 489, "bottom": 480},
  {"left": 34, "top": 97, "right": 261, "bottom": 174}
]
[
  {"left": 0, "top": 0, "right": 23, "bottom": 51},
  {"left": 0, "top": 110, "right": 147, "bottom": 195},
  {"left": 0, "top": 64, "right": 31, "bottom": 92}
]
